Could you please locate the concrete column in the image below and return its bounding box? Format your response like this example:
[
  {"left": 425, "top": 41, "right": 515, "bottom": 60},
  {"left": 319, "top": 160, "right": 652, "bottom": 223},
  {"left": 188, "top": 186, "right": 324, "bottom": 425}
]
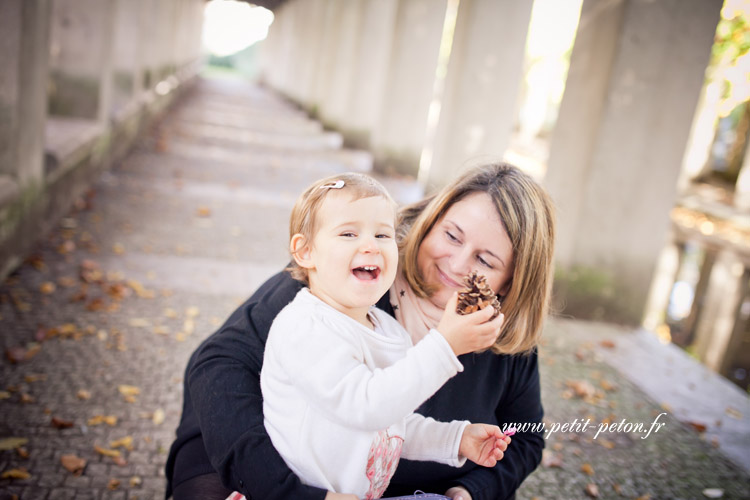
[
  {"left": 0, "top": 0, "right": 50, "bottom": 185},
  {"left": 370, "top": 0, "right": 448, "bottom": 176},
  {"left": 545, "top": 0, "right": 722, "bottom": 324},
  {"left": 318, "top": 0, "right": 366, "bottom": 128},
  {"left": 112, "top": 0, "right": 143, "bottom": 112},
  {"left": 49, "top": 0, "right": 115, "bottom": 123},
  {"left": 733, "top": 136, "right": 750, "bottom": 210},
  {"left": 337, "top": 0, "right": 398, "bottom": 148},
  {"left": 642, "top": 239, "right": 683, "bottom": 332},
  {"left": 693, "top": 250, "right": 747, "bottom": 372},
  {"left": 309, "top": 1, "right": 345, "bottom": 114},
  {"left": 424, "top": 0, "right": 533, "bottom": 191},
  {"left": 288, "top": 0, "right": 327, "bottom": 109}
]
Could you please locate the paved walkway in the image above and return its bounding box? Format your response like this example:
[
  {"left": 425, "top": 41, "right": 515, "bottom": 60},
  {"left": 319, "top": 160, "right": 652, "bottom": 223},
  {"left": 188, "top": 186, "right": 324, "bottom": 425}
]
[{"left": 1, "top": 74, "right": 748, "bottom": 500}]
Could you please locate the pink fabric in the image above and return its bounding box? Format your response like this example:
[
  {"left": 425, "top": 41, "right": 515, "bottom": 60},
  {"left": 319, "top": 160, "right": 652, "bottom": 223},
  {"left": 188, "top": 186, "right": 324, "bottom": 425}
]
[{"left": 389, "top": 272, "right": 443, "bottom": 344}]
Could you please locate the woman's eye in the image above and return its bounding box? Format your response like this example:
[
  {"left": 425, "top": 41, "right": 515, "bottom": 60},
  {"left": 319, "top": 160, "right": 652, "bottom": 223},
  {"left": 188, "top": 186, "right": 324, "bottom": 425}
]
[
  {"left": 445, "top": 231, "right": 460, "bottom": 243},
  {"left": 478, "top": 256, "right": 493, "bottom": 269}
]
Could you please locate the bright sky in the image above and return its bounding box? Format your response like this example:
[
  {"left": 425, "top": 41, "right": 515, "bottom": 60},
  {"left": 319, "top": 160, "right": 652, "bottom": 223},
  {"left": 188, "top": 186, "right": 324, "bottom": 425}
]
[{"left": 203, "top": 0, "right": 274, "bottom": 57}]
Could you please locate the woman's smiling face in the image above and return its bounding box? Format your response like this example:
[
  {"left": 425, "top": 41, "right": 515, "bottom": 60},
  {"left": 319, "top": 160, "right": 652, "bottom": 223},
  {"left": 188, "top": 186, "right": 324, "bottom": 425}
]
[{"left": 417, "top": 192, "right": 514, "bottom": 309}]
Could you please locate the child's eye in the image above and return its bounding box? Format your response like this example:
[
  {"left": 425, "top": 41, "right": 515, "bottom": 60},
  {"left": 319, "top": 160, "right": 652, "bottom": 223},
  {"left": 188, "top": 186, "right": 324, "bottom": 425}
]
[
  {"left": 340, "top": 232, "right": 356, "bottom": 238},
  {"left": 376, "top": 233, "right": 392, "bottom": 239}
]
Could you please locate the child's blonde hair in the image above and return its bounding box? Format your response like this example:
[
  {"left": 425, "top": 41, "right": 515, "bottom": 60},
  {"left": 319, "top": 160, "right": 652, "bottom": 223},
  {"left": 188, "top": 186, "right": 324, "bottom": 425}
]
[{"left": 287, "top": 173, "right": 397, "bottom": 284}]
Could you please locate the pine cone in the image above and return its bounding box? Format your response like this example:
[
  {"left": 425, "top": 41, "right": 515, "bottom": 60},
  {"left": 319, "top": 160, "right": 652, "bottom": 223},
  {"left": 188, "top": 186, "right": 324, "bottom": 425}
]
[{"left": 456, "top": 271, "right": 502, "bottom": 320}]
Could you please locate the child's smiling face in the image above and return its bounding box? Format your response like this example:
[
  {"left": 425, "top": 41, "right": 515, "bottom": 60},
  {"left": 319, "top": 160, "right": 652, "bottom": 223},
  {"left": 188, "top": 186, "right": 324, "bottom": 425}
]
[{"left": 295, "top": 192, "right": 398, "bottom": 324}]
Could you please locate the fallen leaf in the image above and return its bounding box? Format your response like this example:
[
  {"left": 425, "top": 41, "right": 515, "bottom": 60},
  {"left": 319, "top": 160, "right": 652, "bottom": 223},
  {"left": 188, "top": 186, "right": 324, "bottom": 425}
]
[
  {"left": 88, "top": 415, "right": 118, "bottom": 426},
  {"left": 584, "top": 483, "right": 599, "bottom": 498},
  {"left": 20, "top": 393, "right": 34, "bottom": 404},
  {"left": 196, "top": 206, "right": 212, "bottom": 217},
  {"left": 61, "top": 454, "right": 87, "bottom": 476},
  {"left": 599, "top": 379, "right": 617, "bottom": 392},
  {"left": 110, "top": 436, "right": 134, "bottom": 450},
  {"left": 600, "top": 340, "right": 616, "bottom": 348},
  {"left": 566, "top": 380, "right": 597, "bottom": 399},
  {"left": 635, "top": 495, "right": 652, "bottom": 500},
  {"left": 51, "top": 417, "right": 74, "bottom": 429},
  {"left": 39, "top": 282, "right": 56, "bottom": 294},
  {"left": 152, "top": 408, "right": 166, "bottom": 425},
  {"left": 164, "top": 308, "right": 178, "bottom": 319},
  {"left": 153, "top": 325, "right": 170, "bottom": 336},
  {"left": 725, "top": 407, "right": 742, "bottom": 419},
  {"left": 703, "top": 488, "right": 724, "bottom": 498},
  {"left": 112, "top": 243, "right": 126, "bottom": 255},
  {"left": 94, "top": 445, "right": 121, "bottom": 458},
  {"left": 0, "top": 437, "right": 29, "bottom": 451},
  {"left": 77, "top": 389, "right": 91, "bottom": 400},
  {"left": 127, "top": 280, "right": 155, "bottom": 299},
  {"left": 24, "top": 374, "right": 47, "bottom": 383},
  {"left": 660, "top": 402, "right": 673, "bottom": 413},
  {"left": 552, "top": 442, "right": 563, "bottom": 451},
  {"left": 118, "top": 385, "right": 140, "bottom": 397},
  {"left": 112, "top": 456, "right": 128, "bottom": 466},
  {"left": 541, "top": 450, "right": 563, "bottom": 468},
  {"left": 612, "top": 483, "right": 622, "bottom": 494},
  {"left": 581, "top": 463, "right": 595, "bottom": 476},
  {"left": 686, "top": 421, "right": 707, "bottom": 433},
  {"left": 598, "top": 438, "right": 616, "bottom": 449},
  {"left": 107, "top": 478, "right": 121, "bottom": 490},
  {"left": 128, "top": 318, "right": 151, "bottom": 328},
  {"left": 130, "top": 475, "right": 142, "bottom": 487},
  {"left": 57, "top": 276, "right": 77, "bottom": 287},
  {"left": 16, "top": 447, "right": 29, "bottom": 459},
  {"left": 0, "top": 391, "right": 10, "bottom": 400},
  {"left": 1, "top": 468, "right": 31, "bottom": 480}
]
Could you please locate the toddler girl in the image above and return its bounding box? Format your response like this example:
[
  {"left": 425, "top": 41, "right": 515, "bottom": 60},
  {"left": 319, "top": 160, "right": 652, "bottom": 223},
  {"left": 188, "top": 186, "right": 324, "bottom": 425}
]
[{"left": 240, "top": 173, "right": 510, "bottom": 500}]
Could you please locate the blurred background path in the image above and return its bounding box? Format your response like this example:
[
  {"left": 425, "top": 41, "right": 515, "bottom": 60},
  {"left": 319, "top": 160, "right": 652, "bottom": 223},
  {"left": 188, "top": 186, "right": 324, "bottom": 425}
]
[{"left": 1, "top": 74, "right": 748, "bottom": 500}]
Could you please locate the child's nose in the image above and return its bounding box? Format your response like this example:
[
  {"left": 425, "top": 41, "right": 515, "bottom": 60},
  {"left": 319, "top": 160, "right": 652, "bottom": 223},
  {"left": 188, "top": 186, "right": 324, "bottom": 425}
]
[{"left": 360, "top": 237, "right": 379, "bottom": 253}]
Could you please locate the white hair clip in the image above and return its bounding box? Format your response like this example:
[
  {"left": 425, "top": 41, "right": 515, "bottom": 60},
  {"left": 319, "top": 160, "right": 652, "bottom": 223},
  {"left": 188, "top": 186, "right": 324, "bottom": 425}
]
[{"left": 319, "top": 180, "right": 345, "bottom": 190}]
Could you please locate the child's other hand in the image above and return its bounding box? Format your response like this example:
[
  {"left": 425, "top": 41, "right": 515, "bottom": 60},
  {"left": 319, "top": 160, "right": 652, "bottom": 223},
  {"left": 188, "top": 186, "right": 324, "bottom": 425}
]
[
  {"left": 437, "top": 293, "right": 505, "bottom": 356},
  {"left": 459, "top": 423, "right": 511, "bottom": 467}
]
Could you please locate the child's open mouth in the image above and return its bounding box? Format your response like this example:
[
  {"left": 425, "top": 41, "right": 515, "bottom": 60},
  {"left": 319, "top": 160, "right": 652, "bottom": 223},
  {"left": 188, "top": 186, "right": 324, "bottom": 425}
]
[{"left": 352, "top": 266, "right": 381, "bottom": 281}]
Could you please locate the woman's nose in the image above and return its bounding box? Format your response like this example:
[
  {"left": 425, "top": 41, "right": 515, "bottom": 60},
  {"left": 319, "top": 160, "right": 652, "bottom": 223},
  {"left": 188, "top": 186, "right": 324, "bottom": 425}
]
[{"left": 449, "top": 248, "right": 473, "bottom": 276}]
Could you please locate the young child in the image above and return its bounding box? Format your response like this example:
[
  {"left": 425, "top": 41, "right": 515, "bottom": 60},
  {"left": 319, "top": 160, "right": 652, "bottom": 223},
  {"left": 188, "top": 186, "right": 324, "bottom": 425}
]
[{"left": 244, "top": 173, "right": 510, "bottom": 500}]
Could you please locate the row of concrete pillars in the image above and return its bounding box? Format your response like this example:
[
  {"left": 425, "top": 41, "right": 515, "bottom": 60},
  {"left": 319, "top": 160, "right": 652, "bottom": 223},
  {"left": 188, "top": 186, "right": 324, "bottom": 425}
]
[
  {"left": 259, "top": 0, "right": 725, "bottom": 329},
  {"left": 0, "top": 0, "right": 204, "bottom": 278}
]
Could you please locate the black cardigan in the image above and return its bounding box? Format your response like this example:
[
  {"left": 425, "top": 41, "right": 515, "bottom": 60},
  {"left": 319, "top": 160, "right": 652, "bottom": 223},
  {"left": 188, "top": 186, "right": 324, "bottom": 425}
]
[{"left": 165, "top": 271, "right": 544, "bottom": 500}]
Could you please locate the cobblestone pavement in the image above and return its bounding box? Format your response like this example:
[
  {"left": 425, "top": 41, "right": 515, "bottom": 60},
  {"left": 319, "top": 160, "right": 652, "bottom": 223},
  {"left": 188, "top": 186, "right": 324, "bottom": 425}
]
[{"left": 1, "top": 75, "right": 749, "bottom": 500}]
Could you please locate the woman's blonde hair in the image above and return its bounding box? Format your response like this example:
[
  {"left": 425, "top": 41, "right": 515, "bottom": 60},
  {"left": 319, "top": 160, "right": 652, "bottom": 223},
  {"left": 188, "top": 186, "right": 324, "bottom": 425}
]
[
  {"left": 286, "top": 172, "right": 396, "bottom": 284},
  {"left": 399, "top": 163, "right": 556, "bottom": 355}
]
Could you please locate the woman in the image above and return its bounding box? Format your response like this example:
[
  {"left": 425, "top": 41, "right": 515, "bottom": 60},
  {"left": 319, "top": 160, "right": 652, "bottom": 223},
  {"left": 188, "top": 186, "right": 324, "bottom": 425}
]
[{"left": 165, "top": 163, "right": 555, "bottom": 500}]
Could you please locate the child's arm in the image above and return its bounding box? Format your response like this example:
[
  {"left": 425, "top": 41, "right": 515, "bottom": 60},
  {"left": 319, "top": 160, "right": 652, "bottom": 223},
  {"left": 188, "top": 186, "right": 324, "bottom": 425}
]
[
  {"left": 399, "top": 414, "right": 510, "bottom": 467},
  {"left": 271, "top": 308, "right": 463, "bottom": 432}
]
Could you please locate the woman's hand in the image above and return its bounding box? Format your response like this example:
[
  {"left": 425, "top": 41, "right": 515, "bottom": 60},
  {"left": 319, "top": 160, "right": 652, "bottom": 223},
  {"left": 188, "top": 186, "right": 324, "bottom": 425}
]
[
  {"left": 459, "top": 423, "right": 511, "bottom": 467},
  {"left": 437, "top": 293, "right": 505, "bottom": 356},
  {"left": 324, "top": 492, "right": 358, "bottom": 500},
  {"left": 445, "top": 486, "right": 473, "bottom": 500}
]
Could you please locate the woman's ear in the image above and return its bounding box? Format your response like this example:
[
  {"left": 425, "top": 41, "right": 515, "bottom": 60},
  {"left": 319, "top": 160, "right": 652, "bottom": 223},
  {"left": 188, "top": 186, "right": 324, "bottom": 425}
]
[{"left": 290, "top": 234, "right": 314, "bottom": 269}]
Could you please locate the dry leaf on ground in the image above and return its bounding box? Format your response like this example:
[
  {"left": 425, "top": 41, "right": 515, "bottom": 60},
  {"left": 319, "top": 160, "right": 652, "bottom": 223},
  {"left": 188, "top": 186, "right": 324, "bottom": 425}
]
[
  {"left": 118, "top": 385, "right": 140, "bottom": 396},
  {"left": 0, "top": 437, "right": 28, "bottom": 451},
  {"left": 110, "top": 436, "right": 134, "bottom": 450},
  {"left": 108, "top": 478, "right": 121, "bottom": 490},
  {"left": 1, "top": 468, "right": 31, "bottom": 480},
  {"left": 541, "top": 450, "right": 563, "bottom": 468},
  {"left": 153, "top": 408, "right": 166, "bottom": 425},
  {"left": 94, "top": 445, "right": 121, "bottom": 458},
  {"left": 584, "top": 483, "right": 599, "bottom": 498},
  {"left": 581, "top": 463, "right": 595, "bottom": 476},
  {"left": 51, "top": 417, "right": 74, "bottom": 429},
  {"left": 61, "top": 454, "right": 87, "bottom": 476}
]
